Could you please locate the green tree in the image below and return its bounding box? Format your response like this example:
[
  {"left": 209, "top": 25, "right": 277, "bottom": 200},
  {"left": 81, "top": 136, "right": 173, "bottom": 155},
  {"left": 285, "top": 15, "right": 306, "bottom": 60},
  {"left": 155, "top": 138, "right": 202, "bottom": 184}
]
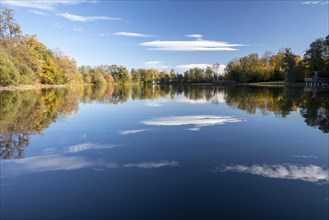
[
  {"left": 304, "top": 36, "right": 329, "bottom": 72},
  {"left": 0, "top": 8, "right": 21, "bottom": 39}
]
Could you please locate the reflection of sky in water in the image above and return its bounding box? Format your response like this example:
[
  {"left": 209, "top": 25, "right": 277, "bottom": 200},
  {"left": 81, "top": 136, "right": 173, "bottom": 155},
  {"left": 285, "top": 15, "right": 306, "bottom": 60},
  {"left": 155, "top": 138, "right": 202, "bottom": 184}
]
[
  {"left": 214, "top": 163, "right": 329, "bottom": 184},
  {"left": 1, "top": 86, "right": 328, "bottom": 219}
]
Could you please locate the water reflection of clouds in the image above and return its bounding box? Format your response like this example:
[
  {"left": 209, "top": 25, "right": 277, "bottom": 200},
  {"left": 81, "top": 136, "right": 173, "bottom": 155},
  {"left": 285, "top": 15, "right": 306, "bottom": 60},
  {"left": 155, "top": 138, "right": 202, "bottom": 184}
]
[
  {"left": 214, "top": 163, "right": 329, "bottom": 184},
  {"left": 65, "top": 143, "right": 123, "bottom": 153},
  {"left": 123, "top": 161, "right": 179, "bottom": 168},
  {"left": 176, "top": 93, "right": 226, "bottom": 104},
  {"left": 1, "top": 155, "right": 179, "bottom": 177},
  {"left": 1, "top": 155, "right": 93, "bottom": 177},
  {"left": 292, "top": 155, "right": 318, "bottom": 159},
  {"left": 175, "top": 97, "right": 209, "bottom": 104},
  {"left": 119, "top": 129, "right": 148, "bottom": 135},
  {"left": 145, "top": 102, "right": 163, "bottom": 107},
  {"left": 142, "top": 115, "right": 244, "bottom": 131}
]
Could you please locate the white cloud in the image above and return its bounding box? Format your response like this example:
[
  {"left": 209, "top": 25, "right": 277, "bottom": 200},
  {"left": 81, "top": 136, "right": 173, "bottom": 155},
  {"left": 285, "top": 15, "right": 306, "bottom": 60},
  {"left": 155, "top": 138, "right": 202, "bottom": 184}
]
[
  {"left": 57, "top": 12, "right": 122, "bottom": 22},
  {"left": 144, "top": 61, "right": 162, "bottom": 66},
  {"left": 175, "top": 63, "right": 226, "bottom": 74},
  {"left": 301, "top": 1, "right": 329, "bottom": 6},
  {"left": 2, "top": 0, "right": 84, "bottom": 10},
  {"left": 119, "top": 129, "right": 148, "bottom": 135},
  {"left": 216, "top": 163, "right": 329, "bottom": 184},
  {"left": 123, "top": 161, "right": 179, "bottom": 169},
  {"left": 113, "top": 32, "right": 153, "bottom": 37},
  {"left": 28, "top": 9, "right": 47, "bottom": 15},
  {"left": 144, "top": 61, "right": 170, "bottom": 69},
  {"left": 65, "top": 143, "right": 122, "bottom": 153},
  {"left": 140, "top": 39, "right": 245, "bottom": 51},
  {"left": 142, "top": 115, "right": 244, "bottom": 131},
  {"left": 186, "top": 34, "right": 203, "bottom": 39}
]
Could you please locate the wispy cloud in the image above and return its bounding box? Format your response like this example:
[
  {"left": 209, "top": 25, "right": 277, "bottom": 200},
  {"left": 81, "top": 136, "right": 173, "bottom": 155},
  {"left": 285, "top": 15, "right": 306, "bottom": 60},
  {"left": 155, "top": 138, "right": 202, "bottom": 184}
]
[
  {"left": 175, "top": 64, "right": 226, "bottom": 75},
  {"left": 113, "top": 32, "right": 153, "bottom": 37},
  {"left": 140, "top": 38, "right": 245, "bottom": 51},
  {"left": 213, "top": 163, "right": 329, "bottom": 184},
  {"left": 123, "top": 161, "right": 179, "bottom": 169},
  {"left": 186, "top": 34, "right": 203, "bottom": 39},
  {"left": 57, "top": 12, "right": 122, "bottom": 22},
  {"left": 144, "top": 61, "right": 170, "bottom": 69},
  {"left": 28, "top": 9, "right": 47, "bottom": 15},
  {"left": 119, "top": 129, "right": 148, "bottom": 135},
  {"left": 142, "top": 115, "right": 244, "bottom": 131},
  {"left": 301, "top": 1, "right": 329, "bottom": 6},
  {"left": 2, "top": 0, "right": 84, "bottom": 10},
  {"left": 65, "top": 143, "right": 122, "bottom": 153}
]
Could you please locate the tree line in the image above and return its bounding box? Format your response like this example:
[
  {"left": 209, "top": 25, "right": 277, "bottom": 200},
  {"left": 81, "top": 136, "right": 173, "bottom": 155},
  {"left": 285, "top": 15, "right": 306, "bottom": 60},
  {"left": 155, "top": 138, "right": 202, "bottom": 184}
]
[{"left": 1, "top": 7, "right": 328, "bottom": 86}]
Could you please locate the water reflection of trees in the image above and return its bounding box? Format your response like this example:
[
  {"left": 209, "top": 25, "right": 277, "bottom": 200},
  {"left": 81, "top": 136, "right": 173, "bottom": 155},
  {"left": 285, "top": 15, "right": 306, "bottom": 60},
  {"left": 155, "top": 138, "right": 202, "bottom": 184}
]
[
  {"left": 0, "top": 87, "right": 82, "bottom": 159},
  {"left": 1, "top": 85, "right": 328, "bottom": 159}
]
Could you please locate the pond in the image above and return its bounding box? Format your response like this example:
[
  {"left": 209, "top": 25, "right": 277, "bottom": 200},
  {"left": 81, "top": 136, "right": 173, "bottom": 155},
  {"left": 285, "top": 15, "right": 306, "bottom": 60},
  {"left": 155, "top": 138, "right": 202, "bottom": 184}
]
[{"left": 1, "top": 85, "right": 328, "bottom": 219}]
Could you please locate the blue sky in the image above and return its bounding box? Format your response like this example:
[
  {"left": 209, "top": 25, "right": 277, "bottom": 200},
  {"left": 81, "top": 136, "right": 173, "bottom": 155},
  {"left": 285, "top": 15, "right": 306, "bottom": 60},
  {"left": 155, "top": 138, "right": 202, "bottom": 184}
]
[{"left": 2, "top": 0, "right": 329, "bottom": 73}]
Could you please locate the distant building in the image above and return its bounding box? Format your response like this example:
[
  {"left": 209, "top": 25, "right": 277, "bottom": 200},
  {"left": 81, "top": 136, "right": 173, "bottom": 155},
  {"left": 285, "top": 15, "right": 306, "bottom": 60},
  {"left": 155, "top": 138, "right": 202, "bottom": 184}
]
[{"left": 305, "top": 71, "right": 329, "bottom": 87}]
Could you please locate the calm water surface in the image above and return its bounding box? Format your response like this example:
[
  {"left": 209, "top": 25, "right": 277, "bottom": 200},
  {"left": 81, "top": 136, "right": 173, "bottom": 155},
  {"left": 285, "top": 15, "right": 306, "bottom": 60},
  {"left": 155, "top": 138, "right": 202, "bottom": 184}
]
[{"left": 1, "top": 85, "right": 328, "bottom": 219}]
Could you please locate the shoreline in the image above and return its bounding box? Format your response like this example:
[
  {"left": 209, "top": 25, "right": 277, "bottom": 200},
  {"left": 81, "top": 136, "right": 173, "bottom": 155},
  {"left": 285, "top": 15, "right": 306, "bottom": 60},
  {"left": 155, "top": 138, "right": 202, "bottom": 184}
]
[
  {"left": 0, "top": 81, "right": 307, "bottom": 91},
  {"left": 0, "top": 84, "right": 67, "bottom": 91}
]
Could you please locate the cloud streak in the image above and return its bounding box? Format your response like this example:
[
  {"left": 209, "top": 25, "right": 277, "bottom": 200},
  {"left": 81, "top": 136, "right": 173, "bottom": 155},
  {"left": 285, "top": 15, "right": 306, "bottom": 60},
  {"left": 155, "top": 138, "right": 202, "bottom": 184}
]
[
  {"left": 144, "top": 61, "right": 170, "bottom": 69},
  {"left": 28, "top": 10, "right": 47, "bottom": 15},
  {"left": 140, "top": 39, "right": 245, "bottom": 51},
  {"left": 186, "top": 34, "right": 203, "bottom": 39},
  {"left": 175, "top": 63, "right": 226, "bottom": 74},
  {"left": 301, "top": 1, "right": 329, "bottom": 6},
  {"left": 57, "top": 12, "right": 122, "bottom": 22},
  {"left": 2, "top": 0, "right": 84, "bottom": 10},
  {"left": 214, "top": 163, "right": 329, "bottom": 184},
  {"left": 113, "top": 32, "right": 153, "bottom": 37}
]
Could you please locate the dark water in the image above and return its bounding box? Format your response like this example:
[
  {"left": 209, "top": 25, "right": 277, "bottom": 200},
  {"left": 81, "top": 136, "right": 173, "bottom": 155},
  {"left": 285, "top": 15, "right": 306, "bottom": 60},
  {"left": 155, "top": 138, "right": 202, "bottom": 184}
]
[{"left": 1, "top": 85, "right": 328, "bottom": 220}]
